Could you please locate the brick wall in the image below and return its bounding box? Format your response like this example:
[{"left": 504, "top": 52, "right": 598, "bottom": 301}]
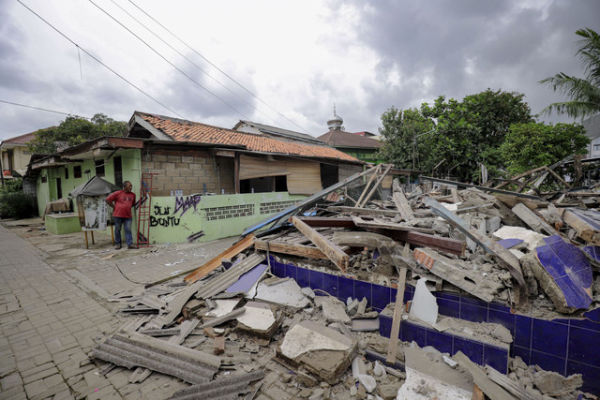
[{"left": 142, "top": 149, "right": 234, "bottom": 196}]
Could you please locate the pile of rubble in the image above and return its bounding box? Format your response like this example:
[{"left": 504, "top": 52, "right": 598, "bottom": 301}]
[{"left": 90, "top": 166, "right": 599, "bottom": 399}]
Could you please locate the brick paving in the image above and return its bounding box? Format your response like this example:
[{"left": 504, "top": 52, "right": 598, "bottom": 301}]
[{"left": 0, "top": 224, "right": 234, "bottom": 399}]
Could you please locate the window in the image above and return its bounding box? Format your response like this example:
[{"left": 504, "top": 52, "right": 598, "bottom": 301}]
[
  {"left": 65, "top": 167, "right": 69, "bottom": 180},
  {"left": 74, "top": 165, "right": 82, "bottom": 178},
  {"left": 594, "top": 144, "right": 600, "bottom": 151},
  {"left": 95, "top": 160, "right": 105, "bottom": 177},
  {"left": 41, "top": 176, "right": 47, "bottom": 183}
]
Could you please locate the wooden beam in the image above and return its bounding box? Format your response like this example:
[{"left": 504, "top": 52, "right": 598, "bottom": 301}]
[
  {"left": 254, "top": 239, "right": 329, "bottom": 260},
  {"left": 511, "top": 203, "right": 559, "bottom": 236},
  {"left": 290, "top": 216, "right": 349, "bottom": 272},
  {"left": 184, "top": 234, "right": 255, "bottom": 283},
  {"left": 392, "top": 179, "right": 415, "bottom": 221},
  {"left": 423, "top": 197, "right": 528, "bottom": 306},
  {"left": 563, "top": 208, "right": 600, "bottom": 245},
  {"left": 297, "top": 216, "right": 355, "bottom": 228},
  {"left": 327, "top": 206, "right": 401, "bottom": 217},
  {"left": 234, "top": 152, "right": 240, "bottom": 194},
  {"left": 386, "top": 266, "right": 407, "bottom": 364},
  {"left": 351, "top": 216, "right": 435, "bottom": 234},
  {"left": 357, "top": 164, "right": 393, "bottom": 207},
  {"left": 356, "top": 164, "right": 381, "bottom": 206}
]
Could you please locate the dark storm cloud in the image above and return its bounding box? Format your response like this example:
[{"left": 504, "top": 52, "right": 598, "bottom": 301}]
[
  {"left": 161, "top": 59, "right": 258, "bottom": 123},
  {"left": 330, "top": 0, "right": 600, "bottom": 132}
]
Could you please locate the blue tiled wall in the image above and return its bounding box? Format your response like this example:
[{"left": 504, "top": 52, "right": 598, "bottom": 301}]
[{"left": 269, "top": 256, "right": 600, "bottom": 394}]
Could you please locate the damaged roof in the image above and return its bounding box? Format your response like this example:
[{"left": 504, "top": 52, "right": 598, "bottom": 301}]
[
  {"left": 130, "top": 111, "right": 362, "bottom": 163},
  {"left": 233, "top": 120, "right": 324, "bottom": 144},
  {"left": 318, "top": 129, "right": 382, "bottom": 149}
]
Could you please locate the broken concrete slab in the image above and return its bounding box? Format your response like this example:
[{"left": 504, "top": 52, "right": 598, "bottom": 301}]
[
  {"left": 206, "top": 298, "right": 241, "bottom": 318},
  {"left": 254, "top": 278, "right": 310, "bottom": 309},
  {"left": 408, "top": 278, "right": 438, "bottom": 326},
  {"left": 397, "top": 345, "right": 473, "bottom": 400},
  {"left": 532, "top": 370, "right": 583, "bottom": 397},
  {"left": 413, "top": 248, "right": 503, "bottom": 303},
  {"left": 529, "top": 235, "right": 593, "bottom": 313},
  {"left": 279, "top": 320, "right": 357, "bottom": 384},
  {"left": 236, "top": 301, "right": 280, "bottom": 338},
  {"left": 315, "top": 296, "right": 350, "bottom": 323},
  {"left": 350, "top": 317, "right": 380, "bottom": 332}
]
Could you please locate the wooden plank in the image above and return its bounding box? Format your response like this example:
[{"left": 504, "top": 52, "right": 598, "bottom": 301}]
[
  {"left": 327, "top": 206, "right": 401, "bottom": 217},
  {"left": 356, "top": 164, "right": 382, "bottom": 206},
  {"left": 297, "top": 216, "right": 355, "bottom": 228},
  {"left": 351, "top": 216, "right": 435, "bottom": 234},
  {"left": 423, "top": 197, "right": 528, "bottom": 305},
  {"left": 420, "top": 175, "right": 543, "bottom": 200},
  {"left": 184, "top": 235, "right": 255, "bottom": 283},
  {"left": 358, "top": 164, "right": 393, "bottom": 207},
  {"left": 385, "top": 266, "right": 407, "bottom": 364},
  {"left": 392, "top": 180, "right": 415, "bottom": 221},
  {"left": 291, "top": 216, "right": 349, "bottom": 272},
  {"left": 563, "top": 208, "right": 600, "bottom": 245},
  {"left": 254, "top": 239, "right": 329, "bottom": 260},
  {"left": 453, "top": 352, "right": 517, "bottom": 400},
  {"left": 472, "top": 384, "right": 485, "bottom": 400},
  {"left": 511, "top": 203, "right": 559, "bottom": 236}
]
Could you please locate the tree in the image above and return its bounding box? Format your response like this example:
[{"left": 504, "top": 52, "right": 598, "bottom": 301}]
[
  {"left": 540, "top": 28, "right": 600, "bottom": 118},
  {"left": 499, "top": 122, "right": 589, "bottom": 176},
  {"left": 379, "top": 89, "right": 532, "bottom": 181},
  {"left": 378, "top": 107, "right": 435, "bottom": 169},
  {"left": 28, "top": 113, "right": 128, "bottom": 154},
  {"left": 420, "top": 89, "right": 532, "bottom": 181}
]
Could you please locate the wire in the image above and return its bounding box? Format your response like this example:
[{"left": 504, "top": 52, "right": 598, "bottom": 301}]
[
  {"left": 16, "top": 0, "right": 184, "bottom": 118},
  {"left": 126, "top": 0, "right": 312, "bottom": 134},
  {"left": 106, "top": 0, "right": 282, "bottom": 127},
  {"left": 87, "top": 0, "right": 251, "bottom": 120},
  {"left": 0, "top": 99, "right": 90, "bottom": 119}
]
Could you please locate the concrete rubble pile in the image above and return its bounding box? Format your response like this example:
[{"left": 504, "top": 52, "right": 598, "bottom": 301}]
[{"left": 88, "top": 166, "right": 599, "bottom": 399}]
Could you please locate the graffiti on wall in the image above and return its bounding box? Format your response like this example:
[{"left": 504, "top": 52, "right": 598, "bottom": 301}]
[
  {"left": 174, "top": 194, "right": 202, "bottom": 217},
  {"left": 150, "top": 204, "right": 180, "bottom": 227}
]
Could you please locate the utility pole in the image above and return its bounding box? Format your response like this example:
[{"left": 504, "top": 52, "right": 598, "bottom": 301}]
[{"left": 0, "top": 143, "right": 4, "bottom": 187}]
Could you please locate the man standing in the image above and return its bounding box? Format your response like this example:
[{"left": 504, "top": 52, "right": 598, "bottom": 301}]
[{"left": 106, "top": 181, "right": 137, "bottom": 249}]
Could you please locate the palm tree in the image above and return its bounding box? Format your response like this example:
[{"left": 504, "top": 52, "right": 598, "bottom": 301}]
[{"left": 540, "top": 28, "right": 600, "bottom": 119}]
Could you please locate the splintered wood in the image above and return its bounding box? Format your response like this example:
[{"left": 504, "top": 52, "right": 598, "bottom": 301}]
[{"left": 290, "top": 216, "right": 349, "bottom": 272}]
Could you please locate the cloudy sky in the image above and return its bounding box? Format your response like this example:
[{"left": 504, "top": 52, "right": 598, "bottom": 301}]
[{"left": 0, "top": 0, "right": 598, "bottom": 141}]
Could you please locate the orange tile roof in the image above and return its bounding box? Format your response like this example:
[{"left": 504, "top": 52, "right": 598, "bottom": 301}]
[{"left": 136, "top": 112, "right": 361, "bottom": 163}]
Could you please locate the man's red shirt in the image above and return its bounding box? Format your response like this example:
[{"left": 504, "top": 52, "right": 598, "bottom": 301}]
[{"left": 106, "top": 190, "right": 136, "bottom": 219}]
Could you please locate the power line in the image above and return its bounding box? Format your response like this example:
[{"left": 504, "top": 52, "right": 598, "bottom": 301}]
[
  {"left": 0, "top": 99, "right": 90, "bottom": 119},
  {"left": 106, "top": 0, "right": 281, "bottom": 127},
  {"left": 16, "top": 0, "right": 184, "bottom": 119},
  {"left": 87, "top": 0, "right": 251, "bottom": 120},
  {"left": 126, "top": 0, "right": 312, "bottom": 134}
]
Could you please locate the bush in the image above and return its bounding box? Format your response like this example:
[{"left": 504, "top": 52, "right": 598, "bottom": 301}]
[{"left": 0, "top": 179, "right": 36, "bottom": 219}]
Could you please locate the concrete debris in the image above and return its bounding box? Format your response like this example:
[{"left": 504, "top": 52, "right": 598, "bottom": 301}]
[
  {"left": 279, "top": 320, "right": 357, "bottom": 384},
  {"left": 533, "top": 370, "right": 583, "bottom": 397},
  {"left": 236, "top": 301, "right": 280, "bottom": 338},
  {"left": 315, "top": 296, "right": 350, "bottom": 323},
  {"left": 206, "top": 298, "right": 241, "bottom": 317},
  {"left": 254, "top": 278, "right": 310, "bottom": 308},
  {"left": 493, "top": 226, "right": 547, "bottom": 251},
  {"left": 408, "top": 278, "right": 438, "bottom": 326},
  {"left": 351, "top": 317, "right": 380, "bottom": 332}
]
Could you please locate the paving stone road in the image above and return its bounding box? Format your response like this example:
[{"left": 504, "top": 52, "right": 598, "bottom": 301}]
[{"left": 0, "top": 223, "right": 235, "bottom": 399}]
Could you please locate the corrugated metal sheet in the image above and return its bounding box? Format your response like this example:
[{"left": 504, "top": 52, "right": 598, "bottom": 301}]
[
  {"left": 169, "top": 371, "right": 265, "bottom": 400},
  {"left": 92, "top": 331, "right": 219, "bottom": 384}
]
